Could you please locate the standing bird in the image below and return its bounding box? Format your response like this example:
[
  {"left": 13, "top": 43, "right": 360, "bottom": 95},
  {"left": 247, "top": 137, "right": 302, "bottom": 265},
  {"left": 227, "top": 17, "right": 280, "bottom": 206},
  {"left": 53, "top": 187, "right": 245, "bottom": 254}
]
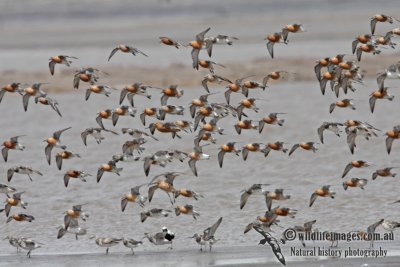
[
  {"left": 192, "top": 217, "right": 223, "bottom": 252},
  {"left": 309, "top": 185, "right": 335, "bottom": 207},
  {"left": 44, "top": 127, "right": 71, "bottom": 165},
  {"left": 108, "top": 44, "right": 148, "bottom": 61},
  {"left": 48, "top": 55, "right": 78, "bottom": 75},
  {"left": 92, "top": 236, "right": 123, "bottom": 254},
  {"left": 18, "top": 238, "right": 42, "bottom": 258},
  {"left": 123, "top": 238, "right": 143, "bottom": 255},
  {"left": 2, "top": 135, "right": 25, "bottom": 162}
]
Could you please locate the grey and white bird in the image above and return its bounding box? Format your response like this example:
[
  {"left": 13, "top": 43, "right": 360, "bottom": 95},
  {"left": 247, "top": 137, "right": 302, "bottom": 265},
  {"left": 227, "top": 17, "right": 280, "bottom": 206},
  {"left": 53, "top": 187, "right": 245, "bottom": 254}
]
[
  {"left": 0, "top": 184, "right": 16, "bottom": 195},
  {"left": 192, "top": 217, "right": 223, "bottom": 251},
  {"left": 81, "top": 127, "right": 118, "bottom": 146},
  {"left": 140, "top": 208, "right": 172, "bottom": 223},
  {"left": 18, "top": 238, "right": 43, "bottom": 258},
  {"left": 317, "top": 122, "right": 343, "bottom": 144},
  {"left": 7, "top": 166, "right": 43, "bottom": 182},
  {"left": 92, "top": 236, "right": 123, "bottom": 254},
  {"left": 123, "top": 238, "right": 143, "bottom": 254}
]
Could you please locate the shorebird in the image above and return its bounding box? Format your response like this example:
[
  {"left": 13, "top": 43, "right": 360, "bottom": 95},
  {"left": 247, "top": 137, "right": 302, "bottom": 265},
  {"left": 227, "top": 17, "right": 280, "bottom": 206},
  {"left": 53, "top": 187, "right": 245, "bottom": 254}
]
[
  {"left": 34, "top": 95, "right": 62, "bottom": 117},
  {"left": 140, "top": 107, "right": 159, "bottom": 126},
  {"left": 55, "top": 150, "right": 80, "bottom": 170},
  {"left": 97, "top": 160, "right": 123, "bottom": 183},
  {"left": 111, "top": 106, "right": 136, "bottom": 126},
  {"left": 63, "top": 204, "right": 89, "bottom": 229},
  {"left": 309, "top": 185, "right": 335, "bottom": 207},
  {"left": 0, "top": 184, "right": 16, "bottom": 195},
  {"left": 241, "top": 80, "right": 266, "bottom": 97},
  {"left": 44, "top": 127, "right": 71, "bottom": 165},
  {"left": 343, "top": 178, "right": 368, "bottom": 190},
  {"left": 319, "top": 70, "right": 336, "bottom": 95},
  {"left": 236, "top": 98, "right": 260, "bottom": 120},
  {"left": 192, "top": 217, "right": 223, "bottom": 252},
  {"left": 7, "top": 166, "right": 42, "bottom": 182},
  {"left": 253, "top": 226, "right": 286, "bottom": 266},
  {"left": 342, "top": 160, "right": 370, "bottom": 178},
  {"left": 1, "top": 192, "right": 27, "bottom": 217},
  {"left": 194, "top": 132, "right": 217, "bottom": 151},
  {"left": 63, "top": 170, "right": 91, "bottom": 187},
  {"left": 73, "top": 67, "right": 104, "bottom": 89},
  {"left": 244, "top": 213, "right": 278, "bottom": 234},
  {"left": 352, "top": 34, "right": 372, "bottom": 54},
  {"left": 142, "top": 150, "right": 174, "bottom": 176},
  {"left": 22, "top": 83, "right": 47, "bottom": 112},
  {"left": 81, "top": 127, "right": 118, "bottom": 146},
  {"left": 369, "top": 87, "right": 394, "bottom": 113},
  {"left": 242, "top": 143, "right": 265, "bottom": 161},
  {"left": 161, "top": 85, "right": 183, "bottom": 106},
  {"left": 329, "top": 99, "right": 355, "bottom": 113},
  {"left": 281, "top": 23, "right": 305, "bottom": 42},
  {"left": 372, "top": 167, "right": 397, "bottom": 180},
  {"left": 198, "top": 59, "right": 225, "bottom": 73},
  {"left": 370, "top": 14, "right": 398, "bottom": 34},
  {"left": 48, "top": 55, "right": 78, "bottom": 75},
  {"left": 174, "top": 189, "right": 203, "bottom": 200},
  {"left": 123, "top": 238, "right": 143, "bottom": 254},
  {"left": 189, "top": 27, "right": 211, "bottom": 69},
  {"left": 202, "top": 74, "right": 232, "bottom": 93},
  {"left": 314, "top": 57, "right": 330, "bottom": 81},
  {"left": 122, "top": 138, "right": 146, "bottom": 155},
  {"left": 96, "top": 109, "right": 113, "bottom": 129},
  {"left": 175, "top": 204, "right": 200, "bottom": 220},
  {"left": 204, "top": 34, "right": 238, "bottom": 56},
  {"left": 317, "top": 122, "right": 343, "bottom": 144},
  {"left": 119, "top": 83, "right": 154, "bottom": 107},
  {"left": 148, "top": 122, "right": 182, "bottom": 139},
  {"left": 159, "top": 36, "right": 182, "bottom": 49},
  {"left": 2, "top": 135, "right": 25, "bottom": 162},
  {"left": 18, "top": 238, "right": 43, "bottom": 258},
  {"left": 240, "top": 184, "right": 270, "bottom": 209},
  {"left": 85, "top": 85, "right": 116, "bottom": 101},
  {"left": 148, "top": 172, "right": 180, "bottom": 204},
  {"left": 262, "top": 71, "right": 291, "bottom": 87},
  {"left": 262, "top": 142, "right": 288, "bottom": 157},
  {"left": 234, "top": 120, "right": 258, "bottom": 135},
  {"left": 385, "top": 125, "right": 400, "bottom": 154},
  {"left": 92, "top": 236, "right": 123, "bottom": 254},
  {"left": 6, "top": 213, "right": 35, "bottom": 223},
  {"left": 259, "top": 113, "right": 285, "bottom": 133},
  {"left": 0, "top": 83, "right": 24, "bottom": 103},
  {"left": 144, "top": 228, "right": 174, "bottom": 249},
  {"left": 376, "top": 62, "right": 400, "bottom": 89},
  {"left": 272, "top": 206, "right": 297, "bottom": 218},
  {"left": 218, "top": 142, "right": 240, "bottom": 168},
  {"left": 355, "top": 219, "right": 384, "bottom": 248},
  {"left": 188, "top": 146, "right": 210, "bottom": 176},
  {"left": 382, "top": 219, "right": 400, "bottom": 233},
  {"left": 189, "top": 93, "right": 216, "bottom": 118},
  {"left": 122, "top": 128, "right": 158, "bottom": 141},
  {"left": 121, "top": 184, "right": 147, "bottom": 212},
  {"left": 265, "top": 189, "right": 291, "bottom": 211},
  {"left": 224, "top": 76, "right": 254, "bottom": 104},
  {"left": 57, "top": 219, "right": 87, "bottom": 240},
  {"left": 4, "top": 236, "right": 21, "bottom": 253},
  {"left": 108, "top": 44, "right": 148, "bottom": 61},
  {"left": 284, "top": 220, "right": 317, "bottom": 247},
  {"left": 356, "top": 43, "right": 380, "bottom": 61},
  {"left": 158, "top": 105, "right": 185, "bottom": 120},
  {"left": 288, "top": 142, "right": 317, "bottom": 156},
  {"left": 265, "top": 32, "right": 287, "bottom": 58},
  {"left": 140, "top": 208, "right": 172, "bottom": 223},
  {"left": 197, "top": 118, "right": 224, "bottom": 138}
]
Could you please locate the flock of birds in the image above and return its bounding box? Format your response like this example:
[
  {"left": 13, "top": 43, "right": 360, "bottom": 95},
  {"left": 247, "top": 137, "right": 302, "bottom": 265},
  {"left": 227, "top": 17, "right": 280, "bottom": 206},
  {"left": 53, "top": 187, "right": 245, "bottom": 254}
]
[{"left": 1, "top": 13, "right": 400, "bottom": 265}]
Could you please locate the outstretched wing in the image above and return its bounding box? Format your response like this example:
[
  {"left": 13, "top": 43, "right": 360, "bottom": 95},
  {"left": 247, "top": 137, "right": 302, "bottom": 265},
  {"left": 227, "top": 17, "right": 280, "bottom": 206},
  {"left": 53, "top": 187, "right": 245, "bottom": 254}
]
[{"left": 253, "top": 226, "right": 286, "bottom": 265}]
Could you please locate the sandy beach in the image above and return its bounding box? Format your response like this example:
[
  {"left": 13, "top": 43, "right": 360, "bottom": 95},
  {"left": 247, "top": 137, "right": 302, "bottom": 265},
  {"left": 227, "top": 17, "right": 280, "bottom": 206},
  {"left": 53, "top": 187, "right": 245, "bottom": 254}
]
[{"left": 1, "top": 0, "right": 400, "bottom": 266}]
